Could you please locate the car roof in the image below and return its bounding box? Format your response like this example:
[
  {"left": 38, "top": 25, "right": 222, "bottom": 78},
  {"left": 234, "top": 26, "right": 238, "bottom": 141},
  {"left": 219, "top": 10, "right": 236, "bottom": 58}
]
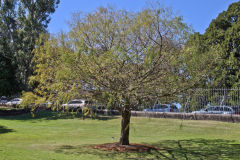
[
  {"left": 12, "top": 98, "right": 22, "bottom": 101},
  {"left": 154, "top": 104, "right": 171, "bottom": 106},
  {"left": 206, "top": 106, "right": 233, "bottom": 109},
  {"left": 208, "top": 105, "right": 232, "bottom": 107},
  {"left": 70, "top": 99, "right": 87, "bottom": 101}
]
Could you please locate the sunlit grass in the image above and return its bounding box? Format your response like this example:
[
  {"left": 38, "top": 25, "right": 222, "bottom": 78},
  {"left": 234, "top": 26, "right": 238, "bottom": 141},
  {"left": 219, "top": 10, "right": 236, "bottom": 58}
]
[{"left": 0, "top": 111, "right": 240, "bottom": 160}]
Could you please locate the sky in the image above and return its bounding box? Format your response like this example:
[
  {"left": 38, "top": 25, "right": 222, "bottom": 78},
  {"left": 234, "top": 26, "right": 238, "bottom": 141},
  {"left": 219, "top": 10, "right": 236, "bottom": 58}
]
[{"left": 48, "top": 0, "right": 239, "bottom": 34}]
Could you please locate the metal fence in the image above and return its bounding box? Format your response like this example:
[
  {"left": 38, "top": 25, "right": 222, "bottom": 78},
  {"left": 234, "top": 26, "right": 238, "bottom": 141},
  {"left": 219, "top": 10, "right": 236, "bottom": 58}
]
[
  {"left": 145, "top": 88, "right": 240, "bottom": 115},
  {"left": 183, "top": 88, "right": 240, "bottom": 113}
]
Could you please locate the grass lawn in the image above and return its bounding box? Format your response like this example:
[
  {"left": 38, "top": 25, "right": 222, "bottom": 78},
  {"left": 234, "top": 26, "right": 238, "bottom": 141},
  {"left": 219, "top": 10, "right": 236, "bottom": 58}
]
[{"left": 0, "top": 111, "right": 240, "bottom": 160}]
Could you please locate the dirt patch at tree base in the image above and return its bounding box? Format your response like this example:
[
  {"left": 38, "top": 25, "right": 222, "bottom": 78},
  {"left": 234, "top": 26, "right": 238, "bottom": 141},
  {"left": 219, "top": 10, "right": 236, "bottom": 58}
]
[{"left": 93, "top": 143, "right": 159, "bottom": 152}]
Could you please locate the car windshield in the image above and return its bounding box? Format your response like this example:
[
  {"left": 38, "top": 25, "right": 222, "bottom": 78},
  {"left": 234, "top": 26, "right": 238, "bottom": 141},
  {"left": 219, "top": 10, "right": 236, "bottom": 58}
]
[
  {"left": 153, "top": 104, "right": 168, "bottom": 109},
  {"left": 206, "top": 107, "right": 215, "bottom": 111},
  {"left": 223, "top": 107, "right": 231, "bottom": 111},
  {"left": 69, "top": 101, "right": 82, "bottom": 104},
  {"left": 85, "top": 101, "right": 93, "bottom": 104},
  {"left": 214, "top": 107, "right": 223, "bottom": 111}
]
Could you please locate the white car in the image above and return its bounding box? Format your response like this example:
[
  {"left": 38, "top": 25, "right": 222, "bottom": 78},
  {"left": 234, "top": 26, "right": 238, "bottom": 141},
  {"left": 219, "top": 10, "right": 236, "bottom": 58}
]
[
  {"left": 6, "top": 98, "right": 22, "bottom": 106},
  {"left": 192, "top": 106, "right": 234, "bottom": 115},
  {"left": 143, "top": 104, "right": 179, "bottom": 112},
  {"left": 62, "top": 99, "right": 93, "bottom": 109}
]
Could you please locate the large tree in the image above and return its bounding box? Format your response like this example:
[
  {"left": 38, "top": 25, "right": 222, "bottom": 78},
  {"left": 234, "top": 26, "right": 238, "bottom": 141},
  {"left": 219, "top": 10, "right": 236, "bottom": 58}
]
[
  {"left": 16, "top": 0, "right": 60, "bottom": 86},
  {"left": 186, "top": 1, "right": 240, "bottom": 88},
  {"left": 31, "top": 6, "right": 211, "bottom": 145},
  {"left": 0, "top": 0, "right": 60, "bottom": 96},
  {"left": 0, "top": 0, "right": 19, "bottom": 96}
]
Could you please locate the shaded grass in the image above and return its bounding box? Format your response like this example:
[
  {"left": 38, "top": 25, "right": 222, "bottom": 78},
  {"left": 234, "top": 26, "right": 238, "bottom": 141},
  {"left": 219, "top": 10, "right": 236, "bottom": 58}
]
[
  {"left": 0, "top": 109, "right": 117, "bottom": 121},
  {"left": 0, "top": 125, "right": 14, "bottom": 134},
  {"left": 0, "top": 111, "right": 240, "bottom": 159},
  {"left": 53, "top": 139, "right": 240, "bottom": 160}
]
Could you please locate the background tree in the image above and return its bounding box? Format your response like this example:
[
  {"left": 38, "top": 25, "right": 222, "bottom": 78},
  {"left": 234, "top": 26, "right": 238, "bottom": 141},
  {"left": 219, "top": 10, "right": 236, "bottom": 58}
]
[
  {"left": 29, "top": 34, "right": 81, "bottom": 108},
  {"left": 186, "top": 1, "right": 240, "bottom": 88},
  {"left": 16, "top": 0, "right": 60, "bottom": 87},
  {"left": 0, "top": 0, "right": 60, "bottom": 96},
  {"left": 0, "top": 0, "right": 18, "bottom": 96},
  {"left": 32, "top": 5, "right": 213, "bottom": 145}
]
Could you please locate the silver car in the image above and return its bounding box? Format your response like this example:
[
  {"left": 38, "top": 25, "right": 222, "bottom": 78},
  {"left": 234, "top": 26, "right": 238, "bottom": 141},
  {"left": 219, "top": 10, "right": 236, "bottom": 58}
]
[
  {"left": 192, "top": 106, "right": 234, "bottom": 114},
  {"left": 62, "top": 99, "right": 93, "bottom": 109},
  {"left": 6, "top": 98, "right": 22, "bottom": 106},
  {"left": 143, "top": 104, "right": 179, "bottom": 112}
]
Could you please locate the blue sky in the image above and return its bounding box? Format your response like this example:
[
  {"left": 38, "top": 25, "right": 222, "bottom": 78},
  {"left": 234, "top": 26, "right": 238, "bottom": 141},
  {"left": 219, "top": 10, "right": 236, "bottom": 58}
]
[{"left": 48, "top": 0, "right": 239, "bottom": 34}]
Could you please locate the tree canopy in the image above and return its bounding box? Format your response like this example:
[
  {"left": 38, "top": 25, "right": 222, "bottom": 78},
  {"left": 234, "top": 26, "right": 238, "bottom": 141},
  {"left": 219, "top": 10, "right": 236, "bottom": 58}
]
[
  {"left": 186, "top": 1, "right": 240, "bottom": 88},
  {"left": 31, "top": 5, "right": 213, "bottom": 145}
]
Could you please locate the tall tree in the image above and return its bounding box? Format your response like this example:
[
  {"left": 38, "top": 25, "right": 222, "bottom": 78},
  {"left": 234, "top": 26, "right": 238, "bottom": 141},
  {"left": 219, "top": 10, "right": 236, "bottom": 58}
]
[
  {"left": 0, "top": 0, "right": 19, "bottom": 96},
  {"left": 0, "top": 0, "right": 60, "bottom": 96},
  {"left": 16, "top": 0, "right": 60, "bottom": 86},
  {"left": 186, "top": 1, "right": 240, "bottom": 88}
]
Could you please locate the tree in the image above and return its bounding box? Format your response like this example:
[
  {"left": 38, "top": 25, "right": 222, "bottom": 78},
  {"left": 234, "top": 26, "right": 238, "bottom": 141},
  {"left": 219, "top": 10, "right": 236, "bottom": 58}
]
[
  {"left": 32, "top": 6, "right": 210, "bottom": 145},
  {"left": 30, "top": 34, "right": 80, "bottom": 106},
  {"left": 0, "top": 0, "right": 60, "bottom": 96},
  {"left": 16, "top": 0, "right": 60, "bottom": 87},
  {"left": 0, "top": 0, "right": 19, "bottom": 96},
  {"left": 186, "top": 1, "right": 240, "bottom": 88}
]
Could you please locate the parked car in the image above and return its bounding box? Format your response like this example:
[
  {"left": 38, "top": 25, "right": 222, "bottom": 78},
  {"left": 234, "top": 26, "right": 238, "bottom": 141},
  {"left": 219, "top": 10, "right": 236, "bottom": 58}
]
[
  {"left": 6, "top": 98, "right": 22, "bottom": 106},
  {"left": 192, "top": 106, "right": 235, "bottom": 114},
  {"left": 0, "top": 96, "right": 8, "bottom": 105},
  {"left": 143, "top": 104, "right": 179, "bottom": 112},
  {"left": 62, "top": 99, "right": 93, "bottom": 109}
]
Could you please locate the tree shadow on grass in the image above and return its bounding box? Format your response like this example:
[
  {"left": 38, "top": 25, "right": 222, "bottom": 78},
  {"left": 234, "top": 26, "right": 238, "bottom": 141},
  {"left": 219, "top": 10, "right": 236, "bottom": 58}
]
[
  {"left": 53, "top": 139, "right": 240, "bottom": 160},
  {"left": 152, "top": 139, "right": 240, "bottom": 160},
  {"left": 0, "top": 110, "right": 118, "bottom": 121},
  {"left": 0, "top": 125, "right": 14, "bottom": 134}
]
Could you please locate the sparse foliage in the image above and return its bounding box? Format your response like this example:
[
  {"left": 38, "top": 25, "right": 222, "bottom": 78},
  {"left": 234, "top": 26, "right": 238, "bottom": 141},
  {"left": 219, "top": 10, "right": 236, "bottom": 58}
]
[{"left": 32, "top": 5, "right": 211, "bottom": 145}]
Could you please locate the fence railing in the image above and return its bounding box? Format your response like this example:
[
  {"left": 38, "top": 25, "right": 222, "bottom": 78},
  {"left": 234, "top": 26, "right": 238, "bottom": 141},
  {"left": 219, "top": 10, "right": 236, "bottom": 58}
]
[{"left": 143, "top": 88, "right": 240, "bottom": 115}]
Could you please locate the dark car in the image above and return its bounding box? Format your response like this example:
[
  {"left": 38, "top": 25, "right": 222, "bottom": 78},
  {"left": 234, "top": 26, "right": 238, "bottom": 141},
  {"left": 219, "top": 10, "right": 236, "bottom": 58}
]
[{"left": 143, "top": 104, "right": 179, "bottom": 112}]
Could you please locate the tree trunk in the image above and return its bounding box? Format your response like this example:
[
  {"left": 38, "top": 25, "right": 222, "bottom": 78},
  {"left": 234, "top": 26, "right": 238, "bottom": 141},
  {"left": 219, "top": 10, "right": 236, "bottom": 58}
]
[{"left": 119, "top": 109, "right": 131, "bottom": 145}]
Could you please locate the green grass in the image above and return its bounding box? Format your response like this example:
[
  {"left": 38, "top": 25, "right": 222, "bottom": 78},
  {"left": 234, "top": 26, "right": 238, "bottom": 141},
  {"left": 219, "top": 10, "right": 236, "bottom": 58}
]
[{"left": 0, "top": 111, "right": 240, "bottom": 160}]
